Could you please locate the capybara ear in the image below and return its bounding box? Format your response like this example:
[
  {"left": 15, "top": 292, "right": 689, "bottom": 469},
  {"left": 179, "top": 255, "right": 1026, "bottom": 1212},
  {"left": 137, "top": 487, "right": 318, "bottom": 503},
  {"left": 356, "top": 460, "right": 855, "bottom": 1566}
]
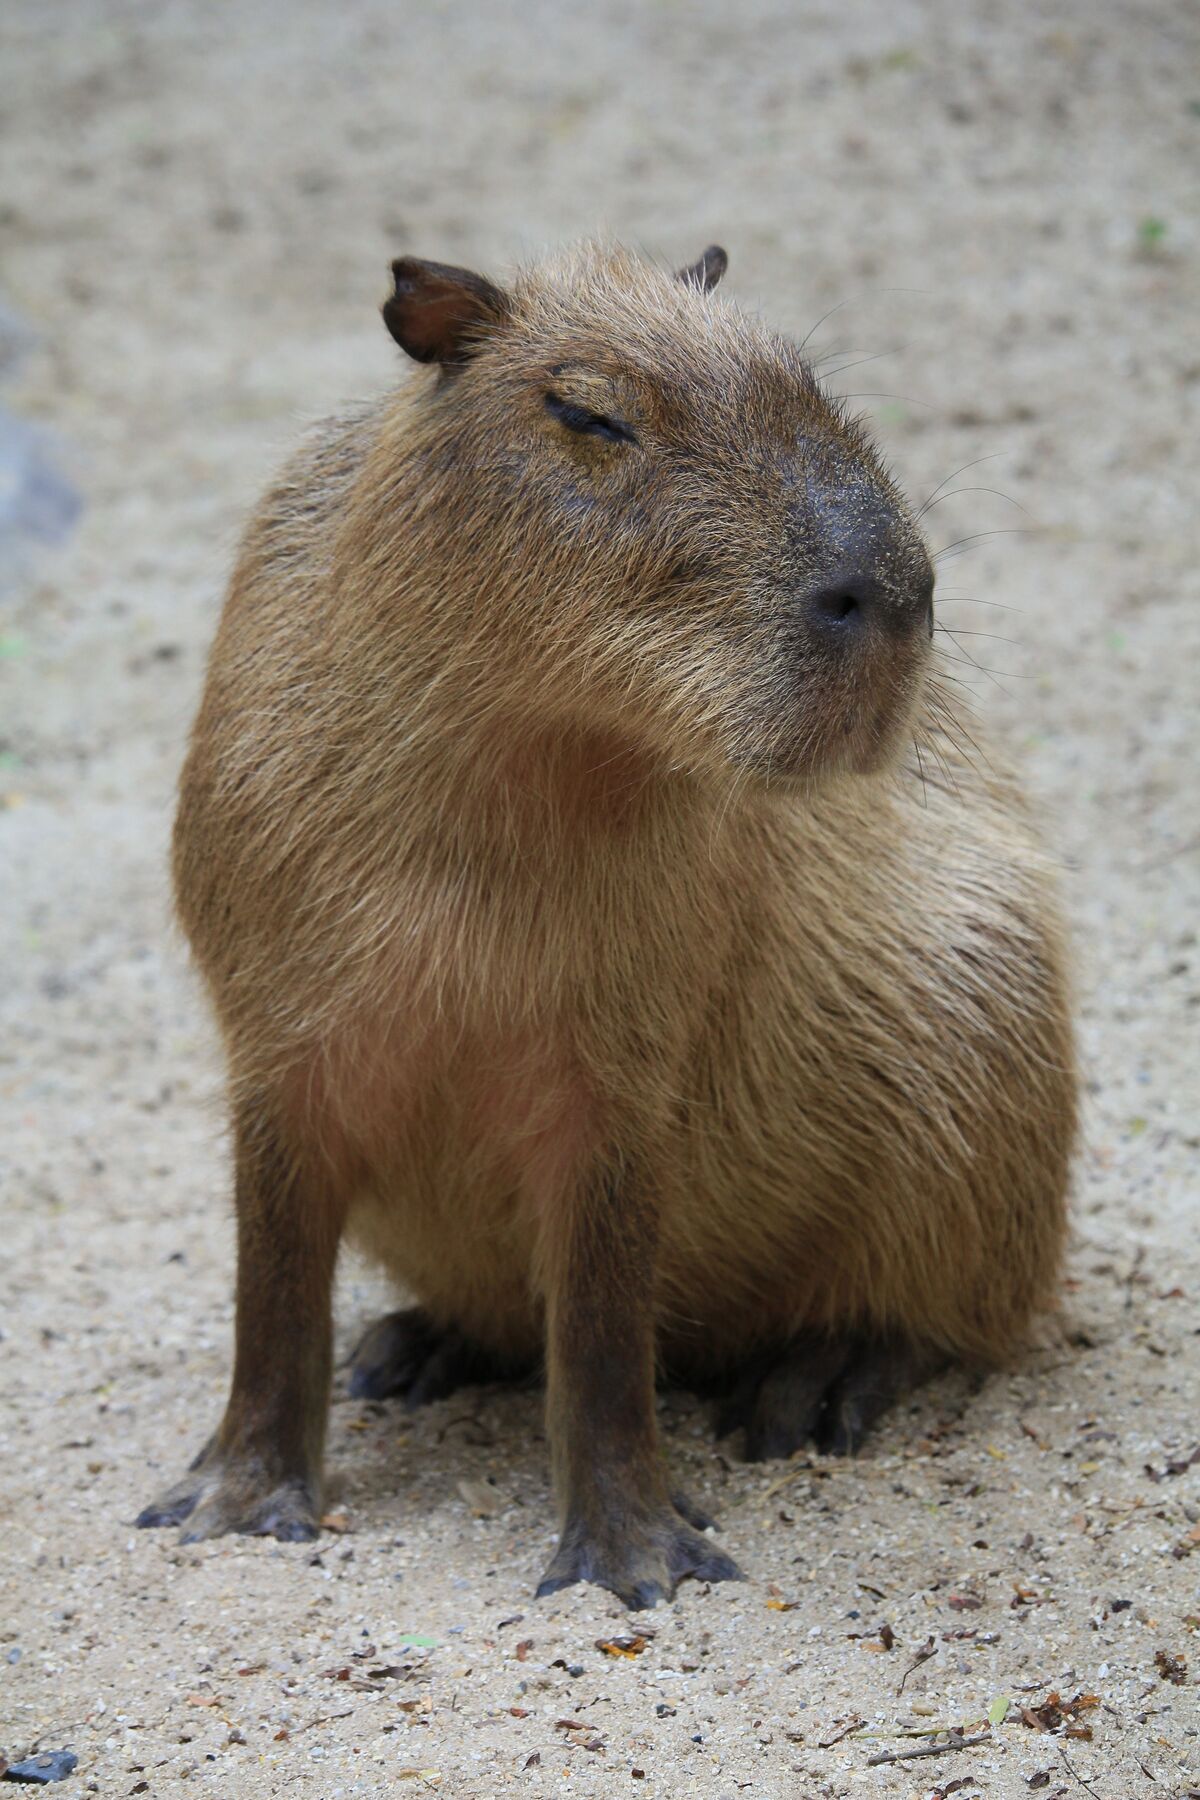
[
  {"left": 676, "top": 244, "right": 728, "bottom": 292},
  {"left": 383, "top": 258, "right": 509, "bottom": 365}
]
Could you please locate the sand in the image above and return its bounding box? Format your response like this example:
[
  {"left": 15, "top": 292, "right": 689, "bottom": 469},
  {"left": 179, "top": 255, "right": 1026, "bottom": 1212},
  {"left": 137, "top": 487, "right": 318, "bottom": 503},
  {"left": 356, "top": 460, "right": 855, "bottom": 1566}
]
[{"left": 2, "top": 1, "right": 1198, "bottom": 1795}]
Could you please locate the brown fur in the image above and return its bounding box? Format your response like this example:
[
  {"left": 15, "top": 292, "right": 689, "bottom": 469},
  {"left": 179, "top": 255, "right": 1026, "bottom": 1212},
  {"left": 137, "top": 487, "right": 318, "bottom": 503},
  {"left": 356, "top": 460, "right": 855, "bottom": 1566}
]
[{"left": 142, "top": 242, "right": 1076, "bottom": 1603}]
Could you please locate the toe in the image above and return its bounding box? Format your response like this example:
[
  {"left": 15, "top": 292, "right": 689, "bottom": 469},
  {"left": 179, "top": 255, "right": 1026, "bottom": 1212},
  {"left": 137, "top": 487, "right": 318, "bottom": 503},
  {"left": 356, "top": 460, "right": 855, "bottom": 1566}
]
[
  {"left": 664, "top": 1524, "right": 745, "bottom": 1590},
  {"left": 623, "top": 1578, "right": 667, "bottom": 1611},
  {"left": 816, "top": 1336, "right": 929, "bottom": 1456},
  {"left": 404, "top": 1329, "right": 478, "bottom": 1408},
  {"left": 744, "top": 1336, "right": 851, "bottom": 1461},
  {"left": 252, "top": 1509, "right": 319, "bottom": 1542},
  {"left": 347, "top": 1307, "right": 437, "bottom": 1400},
  {"left": 173, "top": 1470, "right": 320, "bottom": 1544},
  {"left": 670, "top": 1489, "right": 716, "bottom": 1531},
  {"left": 136, "top": 1493, "right": 200, "bottom": 1530}
]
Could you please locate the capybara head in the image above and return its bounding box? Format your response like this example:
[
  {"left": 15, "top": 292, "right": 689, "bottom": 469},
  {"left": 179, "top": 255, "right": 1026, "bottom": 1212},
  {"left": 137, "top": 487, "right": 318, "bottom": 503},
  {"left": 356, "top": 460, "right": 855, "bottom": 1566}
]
[{"left": 378, "top": 241, "right": 935, "bottom": 784}]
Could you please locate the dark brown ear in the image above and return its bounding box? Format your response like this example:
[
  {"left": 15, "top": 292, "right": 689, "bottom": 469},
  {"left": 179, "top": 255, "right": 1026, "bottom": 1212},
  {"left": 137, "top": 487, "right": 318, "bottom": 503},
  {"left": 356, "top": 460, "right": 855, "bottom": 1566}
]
[
  {"left": 382, "top": 257, "right": 508, "bottom": 365},
  {"left": 676, "top": 244, "right": 728, "bottom": 293}
]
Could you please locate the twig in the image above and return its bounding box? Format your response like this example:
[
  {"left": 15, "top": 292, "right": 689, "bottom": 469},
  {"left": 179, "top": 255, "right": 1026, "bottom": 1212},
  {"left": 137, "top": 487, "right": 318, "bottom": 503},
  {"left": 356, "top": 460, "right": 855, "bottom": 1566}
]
[
  {"left": 1058, "top": 1744, "right": 1104, "bottom": 1800},
  {"left": 817, "top": 1717, "right": 866, "bottom": 1749},
  {"left": 898, "top": 1634, "right": 938, "bottom": 1693},
  {"left": 866, "top": 1730, "right": 991, "bottom": 1767},
  {"left": 294, "top": 1708, "right": 354, "bottom": 1735},
  {"left": 758, "top": 1463, "right": 820, "bottom": 1503},
  {"left": 886, "top": 1723, "right": 989, "bottom": 1739}
]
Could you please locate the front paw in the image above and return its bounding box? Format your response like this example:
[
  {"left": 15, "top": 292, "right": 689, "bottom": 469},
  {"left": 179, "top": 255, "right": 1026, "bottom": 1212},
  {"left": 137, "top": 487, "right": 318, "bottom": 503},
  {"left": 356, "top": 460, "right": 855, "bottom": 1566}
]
[
  {"left": 137, "top": 1443, "right": 319, "bottom": 1544},
  {"left": 536, "top": 1498, "right": 743, "bottom": 1609}
]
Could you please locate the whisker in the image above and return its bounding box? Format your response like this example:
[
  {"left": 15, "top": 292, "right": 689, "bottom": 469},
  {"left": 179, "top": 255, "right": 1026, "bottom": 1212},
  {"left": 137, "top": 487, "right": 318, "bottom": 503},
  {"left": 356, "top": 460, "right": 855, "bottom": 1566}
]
[
  {"left": 708, "top": 761, "right": 749, "bottom": 863},
  {"left": 913, "top": 735, "right": 929, "bottom": 808},
  {"left": 936, "top": 591, "right": 1026, "bottom": 614},
  {"left": 923, "top": 737, "right": 962, "bottom": 797},
  {"left": 822, "top": 348, "right": 900, "bottom": 380},
  {"left": 918, "top": 484, "right": 1031, "bottom": 521},
  {"left": 916, "top": 453, "right": 1003, "bottom": 517},
  {"left": 797, "top": 284, "right": 932, "bottom": 355},
  {"left": 799, "top": 299, "right": 853, "bottom": 353},
  {"left": 927, "top": 683, "right": 991, "bottom": 769},
  {"left": 934, "top": 649, "right": 1029, "bottom": 688},
  {"left": 935, "top": 634, "right": 1032, "bottom": 689},
  {"left": 934, "top": 527, "right": 1026, "bottom": 561},
  {"left": 838, "top": 391, "right": 933, "bottom": 410},
  {"left": 931, "top": 735, "right": 963, "bottom": 793},
  {"left": 802, "top": 280, "right": 935, "bottom": 354},
  {"left": 934, "top": 625, "right": 1018, "bottom": 648}
]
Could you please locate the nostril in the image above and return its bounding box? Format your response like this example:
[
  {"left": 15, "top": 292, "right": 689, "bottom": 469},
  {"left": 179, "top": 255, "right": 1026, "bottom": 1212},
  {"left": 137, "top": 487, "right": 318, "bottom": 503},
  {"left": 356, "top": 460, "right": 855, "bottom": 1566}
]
[{"left": 808, "top": 584, "right": 868, "bottom": 629}]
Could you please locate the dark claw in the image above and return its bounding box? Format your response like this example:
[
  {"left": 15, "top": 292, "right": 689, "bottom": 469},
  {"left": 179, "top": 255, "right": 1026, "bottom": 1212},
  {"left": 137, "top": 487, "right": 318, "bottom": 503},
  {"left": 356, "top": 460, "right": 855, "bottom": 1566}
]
[
  {"left": 347, "top": 1306, "right": 530, "bottom": 1406},
  {"left": 135, "top": 1494, "right": 200, "bottom": 1530},
  {"left": 744, "top": 1336, "right": 852, "bottom": 1461},
  {"left": 140, "top": 1453, "right": 320, "bottom": 1545},
  {"left": 725, "top": 1332, "right": 936, "bottom": 1462},
  {"left": 670, "top": 1489, "right": 716, "bottom": 1532},
  {"left": 247, "top": 1510, "right": 320, "bottom": 1543},
  {"left": 347, "top": 1307, "right": 439, "bottom": 1400},
  {"left": 536, "top": 1505, "right": 744, "bottom": 1609},
  {"left": 817, "top": 1338, "right": 929, "bottom": 1455}
]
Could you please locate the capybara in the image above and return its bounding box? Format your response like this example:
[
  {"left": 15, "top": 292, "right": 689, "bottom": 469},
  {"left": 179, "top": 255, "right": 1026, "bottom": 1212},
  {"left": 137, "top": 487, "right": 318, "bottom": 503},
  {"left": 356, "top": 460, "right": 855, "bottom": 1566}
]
[{"left": 138, "top": 241, "right": 1076, "bottom": 1607}]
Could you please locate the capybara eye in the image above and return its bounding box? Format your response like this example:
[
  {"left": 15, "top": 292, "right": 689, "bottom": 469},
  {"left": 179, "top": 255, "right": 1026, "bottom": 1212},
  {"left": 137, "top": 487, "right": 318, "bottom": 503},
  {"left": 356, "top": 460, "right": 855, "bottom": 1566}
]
[{"left": 544, "top": 391, "right": 637, "bottom": 445}]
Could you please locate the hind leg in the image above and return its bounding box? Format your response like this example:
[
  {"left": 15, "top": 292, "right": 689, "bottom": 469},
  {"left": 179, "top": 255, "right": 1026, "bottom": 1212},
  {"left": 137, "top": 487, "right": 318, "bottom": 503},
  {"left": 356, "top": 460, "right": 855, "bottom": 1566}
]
[
  {"left": 347, "top": 1307, "right": 535, "bottom": 1405},
  {"left": 717, "top": 1331, "right": 941, "bottom": 1460}
]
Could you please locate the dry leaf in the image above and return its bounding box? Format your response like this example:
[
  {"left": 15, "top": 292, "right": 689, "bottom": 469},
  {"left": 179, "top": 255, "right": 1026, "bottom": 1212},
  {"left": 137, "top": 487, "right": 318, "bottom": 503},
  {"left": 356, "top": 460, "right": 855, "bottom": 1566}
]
[
  {"left": 1019, "top": 1690, "right": 1098, "bottom": 1734},
  {"left": 596, "top": 1635, "right": 649, "bottom": 1658}
]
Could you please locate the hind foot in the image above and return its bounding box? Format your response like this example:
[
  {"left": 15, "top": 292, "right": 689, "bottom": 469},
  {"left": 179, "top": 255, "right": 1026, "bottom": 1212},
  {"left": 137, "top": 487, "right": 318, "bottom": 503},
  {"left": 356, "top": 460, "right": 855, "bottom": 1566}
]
[
  {"left": 347, "top": 1306, "right": 533, "bottom": 1405},
  {"left": 718, "top": 1331, "right": 938, "bottom": 1460}
]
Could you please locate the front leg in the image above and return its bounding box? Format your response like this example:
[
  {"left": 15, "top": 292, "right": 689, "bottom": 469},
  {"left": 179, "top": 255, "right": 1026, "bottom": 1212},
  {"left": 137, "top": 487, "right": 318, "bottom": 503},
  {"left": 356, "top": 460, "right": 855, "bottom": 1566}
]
[
  {"left": 535, "top": 1160, "right": 743, "bottom": 1608},
  {"left": 137, "top": 1098, "right": 344, "bottom": 1542}
]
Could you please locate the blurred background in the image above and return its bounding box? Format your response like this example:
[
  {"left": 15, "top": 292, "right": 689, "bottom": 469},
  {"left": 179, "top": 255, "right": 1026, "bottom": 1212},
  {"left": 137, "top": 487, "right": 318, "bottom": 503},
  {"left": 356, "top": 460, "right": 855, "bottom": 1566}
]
[{"left": 2, "top": 2, "right": 1197, "bottom": 1794}]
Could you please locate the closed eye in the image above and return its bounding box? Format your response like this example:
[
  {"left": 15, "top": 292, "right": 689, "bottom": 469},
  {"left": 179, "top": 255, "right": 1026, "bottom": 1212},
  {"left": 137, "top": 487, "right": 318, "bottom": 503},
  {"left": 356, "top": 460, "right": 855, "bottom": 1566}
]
[{"left": 544, "top": 391, "right": 637, "bottom": 445}]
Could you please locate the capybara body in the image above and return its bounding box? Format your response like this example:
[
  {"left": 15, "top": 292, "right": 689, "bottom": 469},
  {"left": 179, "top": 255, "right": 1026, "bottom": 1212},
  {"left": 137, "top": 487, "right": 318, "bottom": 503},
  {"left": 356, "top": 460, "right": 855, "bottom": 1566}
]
[{"left": 142, "top": 242, "right": 1076, "bottom": 1605}]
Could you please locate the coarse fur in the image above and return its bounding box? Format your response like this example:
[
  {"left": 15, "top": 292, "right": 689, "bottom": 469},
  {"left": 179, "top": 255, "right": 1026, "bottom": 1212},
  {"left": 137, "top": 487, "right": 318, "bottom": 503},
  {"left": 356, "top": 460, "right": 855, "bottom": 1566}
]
[{"left": 143, "top": 241, "right": 1076, "bottom": 1603}]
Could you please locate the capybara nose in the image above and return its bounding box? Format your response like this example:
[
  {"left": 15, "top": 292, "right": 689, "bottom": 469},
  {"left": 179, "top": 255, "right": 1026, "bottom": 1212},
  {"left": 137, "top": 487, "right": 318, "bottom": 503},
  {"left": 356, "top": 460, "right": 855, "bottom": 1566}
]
[
  {"left": 799, "top": 476, "right": 934, "bottom": 642},
  {"left": 803, "top": 551, "right": 934, "bottom": 642}
]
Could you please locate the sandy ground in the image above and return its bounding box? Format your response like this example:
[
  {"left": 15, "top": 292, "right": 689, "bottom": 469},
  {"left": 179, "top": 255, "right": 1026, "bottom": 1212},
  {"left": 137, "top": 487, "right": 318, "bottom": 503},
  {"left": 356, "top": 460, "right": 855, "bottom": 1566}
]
[{"left": 2, "top": 2, "right": 1198, "bottom": 1796}]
